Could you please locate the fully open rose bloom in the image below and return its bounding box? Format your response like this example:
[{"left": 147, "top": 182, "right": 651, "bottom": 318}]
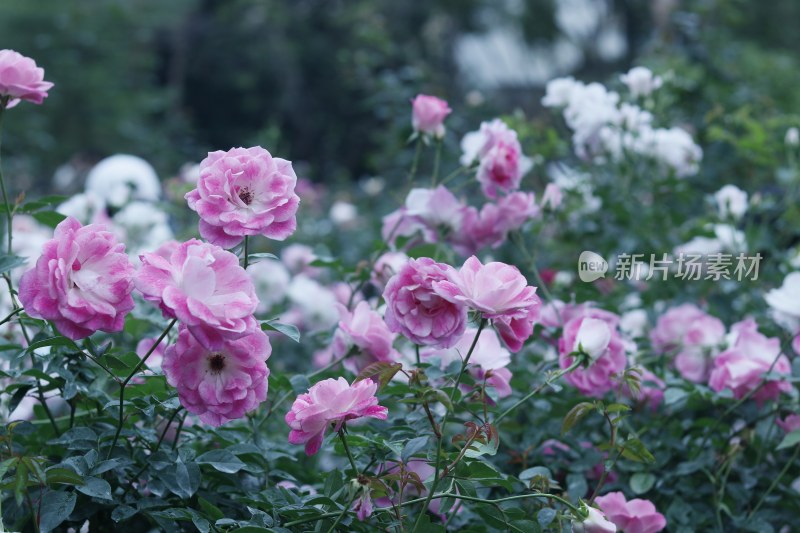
[
  {"left": 163, "top": 325, "right": 270, "bottom": 426},
  {"left": 285, "top": 377, "right": 388, "bottom": 455},
  {"left": 411, "top": 94, "right": 451, "bottom": 138},
  {"left": 186, "top": 146, "right": 300, "bottom": 248},
  {"left": 135, "top": 239, "right": 259, "bottom": 349},
  {"left": 19, "top": 217, "right": 135, "bottom": 340},
  {"left": 460, "top": 119, "right": 532, "bottom": 199},
  {"left": 0, "top": 49, "right": 53, "bottom": 108},
  {"left": 709, "top": 319, "right": 792, "bottom": 403},
  {"left": 383, "top": 257, "right": 467, "bottom": 348},
  {"left": 558, "top": 310, "right": 627, "bottom": 397},
  {"left": 594, "top": 492, "right": 666, "bottom": 533},
  {"left": 433, "top": 255, "right": 539, "bottom": 351}
]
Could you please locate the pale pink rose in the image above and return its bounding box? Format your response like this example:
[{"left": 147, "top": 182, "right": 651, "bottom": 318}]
[
  {"left": 371, "top": 251, "right": 409, "bottom": 291},
  {"left": 776, "top": 414, "right": 800, "bottom": 433},
  {"left": 460, "top": 119, "right": 520, "bottom": 166},
  {"left": 383, "top": 257, "right": 467, "bottom": 348},
  {"left": 381, "top": 186, "right": 470, "bottom": 250},
  {"left": 594, "top": 492, "right": 666, "bottom": 533},
  {"left": 491, "top": 297, "right": 541, "bottom": 352},
  {"left": 332, "top": 302, "right": 399, "bottom": 373},
  {"left": 650, "top": 303, "right": 709, "bottom": 353},
  {"left": 541, "top": 183, "right": 563, "bottom": 210},
  {"left": 792, "top": 334, "right": 800, "bottom": 355},
  {"left": 135, "top": 337, "right": 167, "bottom": 372},
  {"left": 558, "top": 310, "right": 627, "bottom": 397},
  {"left": 0, "top": 49, "right": 53, "bottom": 108},
  {"left": 18, "top": 217, "right": 135, "bottom": 340},
  {"left": 135, "top": 239, "right": 259, "bottom": 350},
  {"left": 709, "top": 319, "right": 792, "bottom": 403},
  {"left": 411, "top": 94, "right": 451, "bottom": 138},
  {"left": 573, "top": 506, "right": 618, "bottom": 533},
  {"left": 285, "top": 377, "right": 388, "bottom": 455},
  {"left": 423, "top": 327, "right": 513, "bottom": 398},
  {"left": 185, "top": 146, "right": 300, "bottom": 248},
  {"left": 162, "top": 325, "right": 270, "bottom": 426},
  {"left": 651, "top": 304, "right": 724, "bottom": 382},
  {"left": 476, "top": 139, "right": 532, "bottom": 199},
  {"left": 281, "top": 244, "right": 319, "bottom": 275}
]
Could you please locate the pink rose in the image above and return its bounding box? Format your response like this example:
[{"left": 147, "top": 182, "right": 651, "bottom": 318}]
[
  {"left": 285, "top": 377, "right": 388, "bottom": 455},
  {"left": 541, "top": 183, "right": 563, "bottom": 210},
  {"left": 135, "top": 337, "right": 167, "bottom": 372},
  {"left": 0, "top": 49, "right": 53, "bottom": 108},
  {"left": 460, "top": 192, "right": 539, "bottom": 252},
  {"left": 383, "top": 257, "right": 467, "bottom": 348},
  {"left": 351, "top": 488, "right": 374, "bottom": 521},
  {"left": 651, "top": 304, "right": 724, "bottom": 382},
  {"left": 573, "top": 506, "right": 618, "bottom": 533},
  {"left": 459, "top": 119, "right": 532, "bottom": 199},
  {"left": 332, "top": 302, "right": 399, "bottom": 373},
  {"left": 18, "top": 217, "right": 135, "bottom": 340},
  {"left": 594, "top": 492, "right": 666, "bottom": 533},
  {"left": 411, "top": 94, "right": 451, "bottom": 138},
  {"left": 709, "top": 319, "right": 792, "bottom": 403},
  {"left": 135, "top": 239, "right": 259, "bottom": 350},
  {"left": 371, "top": 251, "right": 409, "bottom": 291},
  {"left": 185, "top": 146, "right": 300, "bottom": 248},
  {"left": 776, "top": 414, "right": 800, "bottom": 433},
  {"left": 650, "top": 303, "right": 716, "bottom": 353},
  {"left": 558, "top": 310, "right": 627, "bottom": 397},
  {"left": 162, "top": 325, "right": 270, "bottom": 426},
  {"left": 381, "top": 186, "right": 470, "bottom": 250}
]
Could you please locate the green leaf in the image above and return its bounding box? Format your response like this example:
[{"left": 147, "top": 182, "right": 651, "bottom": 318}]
[
  {"left": 401, "top": 436, "right": 429, "bottom": 463},
  {"left": 0, "top": 254, "right": 26, "bottom": 273},
  {"left": 45, "top": 468, "right": 84, "bottom": 487},
  {"left": 630, "top": 472, "right": 656, "bottom": 494},
  {"left": 196, "top": 450, "right": 247, "bottom": 474},
  {"left": 32, "top": 210, "right": 67, "bottom": 228},
  {"left": 621, "top": 438, "right": 656, "bottom": 463},
  {"left": 198, "top": 497, "right": 225, "bottom": 521},
  {"left": 14, "top": 460, "right": 28, "bottom": 507},
  {"left": 777, "top": 429, "right": 800, "bottom": 450},
  {"left": 261, "top": 320, "right": 300, "bottom": 343},
  {"left": 561, "top": 401, "right": 594, "bottom": 435},
  {"left": 354, "top": 361, "right": 402, "bottom": 390},
  {"left": 26, "top": 336, "right": 77, "bottom": 352},
  {"left": 247, "top": 252, "right": 279, "bottom": 263},
  {"left": 537, "top": 508, "right": 557, "bottom": 527},
  {"left": 0, "top": 458, "right": 18, "bottom": 482},
  {"left": 230, "top": 527, "right": 272, "bottom": 533},
  {"left": 39, "top": 490, "right": 77, "bottom": 533},
  {"left": 75, "top": 476, "right": 112, "bottom": 500}
]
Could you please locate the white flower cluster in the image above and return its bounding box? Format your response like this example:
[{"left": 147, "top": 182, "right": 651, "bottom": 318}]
[{"left": 542, "top": 67, "right": 702, "bottom": 178}]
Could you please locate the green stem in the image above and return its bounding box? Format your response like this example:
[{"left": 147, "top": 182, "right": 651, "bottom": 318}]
[
  {"left": 243, "top": 236, "right": 250, "bottom": 269},
  {"left": 338, "top": 427, "right": 358, "bottom": 478},
  {"left": 107, "top": 318, "right": 177, "bottom": 458},
  {"left": 747, "top": 444, "right": 800, "bottom": 521},
  {"left": 494, "top": 358, "right": 582, "bottom": 424},
  {"left": 0, "top": 306, "right": 22, "bottom": 327},
  {"left": 324, "top": 492, "right": 359, "bottom": 533},
  {"left": 431, "top": 139, "right": 442, "bottom": 187},
  {"left": 0, "top": 98, "right": 12, "bottom": 255},
  {"left": 412, "top": 318, "right": 486, "bottom": 531},
  {"left": 408, "top": 138, "right": 422, "bottom": 184}
]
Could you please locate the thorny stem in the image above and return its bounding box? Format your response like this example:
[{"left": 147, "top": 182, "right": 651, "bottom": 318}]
[
  {"left": 494, "top": 358, "right": 582, "bottom": 424},
  {"left": 338, "top": 427, "right": 359, "bottom": 478}
]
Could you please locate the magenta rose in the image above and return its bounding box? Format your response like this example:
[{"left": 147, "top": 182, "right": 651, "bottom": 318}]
[
  {"left": 383, "top": 257, "right": 467, "bottom": 348},
  {"left": 18, "top": 217, "right": 135, "bottom": 340},
  {"left": 0, "top": 49, "right": 53, "bottom": 108},
  {"left": 186, "top": 146, "right": 300, "bottom": 248},
  {"left": 411, "top": 94, "right": 451, "bottom": 138},
  {"left": 285, "top": 377, "right": 388, "bottom": 455},
  {"left": 162, "top": 325, "right": 270, "bottom": 426},
  {"left": 594, "top": 492, "right": 666, "bottom": 533},
  {"left": 135, "top": 239, "right": 259, "bottom": 350}
]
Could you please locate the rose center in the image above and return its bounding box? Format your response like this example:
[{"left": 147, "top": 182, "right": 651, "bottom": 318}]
[
  {"left": 209, "top": 353, "right": 226, "bottom": 373},
  {"left": 238, "top": 188, "right": 254, "bottom": 205}
]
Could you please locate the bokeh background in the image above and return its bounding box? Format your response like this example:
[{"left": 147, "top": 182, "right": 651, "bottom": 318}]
[{"left": 1, "top": 0, "right": 799, "bottom": 193}]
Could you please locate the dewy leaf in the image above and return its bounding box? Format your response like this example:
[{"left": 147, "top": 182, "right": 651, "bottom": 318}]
[
  {"left": 75, "top": 476, "right": 112, "bottom": 500},
  {"left": 355, "top": 361, "right": 403, "bottom": 390},
  {"left": 776, "top": 429, "right": 800, "bottom": 450},
  {"left": 39, "top": 490, "right": 77, "bottom": 533},
  {"left": 261, "top": 320, "right": 301, "bottom": 343},
  {"left": 196, "top": 450, "right": 247, "bottom": 474},
  {"left": 561, "top": 401, "right": 595, "bottom": 435}
]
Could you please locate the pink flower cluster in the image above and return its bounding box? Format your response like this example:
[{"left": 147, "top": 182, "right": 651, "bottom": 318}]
[
  {"left": 594, "top": 492, "right": 666, "bottom": 533},
  {"left": 186, "top": 146, "right": 300, "bottom": 248},
  {"left": 0, "top": 49, "right": 53, "bottom": 108},
  {"left": 411, "top": 94, "right": 451, "bottom": 138},
  {"left": 19, "top": 217, "right": 135, "bottom": 340},
  {"left": 709, "top": 319, "right": 791, "bottom": 403},
  {"left": 285, "top": 377, "right": 388, "bottom": 455},
  {"left": 650, "top": 303, "right": 724, "bottom": 382},
  {"left": 558, "top": 308, "right": 627, "bottom": 397},
  {"left": 460, "top": 119, "right": 533, "bottom": 199},
  {"left": 163, "top": 325, "right": 270, "bottom": 426},
  {"left": 331, "top": 301, "right": 399, "bottom": 373}
]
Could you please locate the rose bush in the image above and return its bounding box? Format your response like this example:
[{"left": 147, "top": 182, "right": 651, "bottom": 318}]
[{"left": 0, "top": 48, "right": 799, "bottom": 533}]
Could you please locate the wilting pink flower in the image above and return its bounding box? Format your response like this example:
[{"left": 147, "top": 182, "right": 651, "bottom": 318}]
[
  {"left": 332, "top": 302, "right": 399, "bottom": 373},
  {"left": 709, "top": 319, "right": 792, "bottom": 403},
  {"left": 0, "top": 49, "right": 53, "bottom": 108},
  {"left": 19, "top": 217, "right": 135, "bottom": 340},
  {"left": 573, "top": 506, "right": 618, "bottom": 533},
  {"left": 776, "top": 414, "right": 800, "bottom": 433},
  {"left": 285, "top": 377, "right": 388, "bottom": 455},
  {"left": 559, "top": 310, "right": 627, "bottom": 397},
  {"left": 351, "top": 483, "right": 374, "bottom": 521},
  {"left": 135, "top": 239, "right": 259, "bottom": 350},
  {"left": 411, "top": 94, "right": 451, "bottom": 138},
  {"left": 383, "top": 257, "right": 467, "bottom": 348},
  {"left": 594, "top": 492, "right": 666, "bottom": 533},
  {"left": 423, "top": 327, "right": 513, "bottom": 398},
  {"left": 186, "top": 146, "right": 300, "bottom": 248},
  {"left": 162, "top": 325, "right": 270, "bottom": 426}
]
